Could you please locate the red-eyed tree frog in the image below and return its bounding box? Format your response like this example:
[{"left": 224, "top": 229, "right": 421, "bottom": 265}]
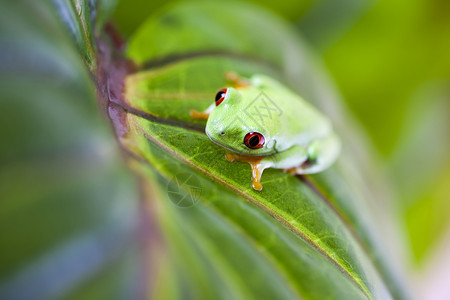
[{"left": 190, "top": 72, "right": 340, "bottom": 191}]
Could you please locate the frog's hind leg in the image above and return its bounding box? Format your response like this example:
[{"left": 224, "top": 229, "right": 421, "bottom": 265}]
[{"left": 294, "top": 133, "right": 341, "bottom": 174}]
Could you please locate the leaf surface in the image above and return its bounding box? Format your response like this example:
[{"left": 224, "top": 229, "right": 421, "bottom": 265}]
[{"left": 119, "top": 2, "right": 410, "bottom": 299}]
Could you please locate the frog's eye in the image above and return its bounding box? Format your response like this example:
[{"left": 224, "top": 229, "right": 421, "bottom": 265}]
[
  {"left": 215, "top": 88, "right": 228, "bottom": 106},
  {"left": 244, "top": 132, "right": 265, "bottom": 149}
]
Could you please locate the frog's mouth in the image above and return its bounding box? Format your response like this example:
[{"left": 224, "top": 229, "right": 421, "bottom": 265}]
[{"left": 205, "top": 130, "right": 242, "bottom": 154}]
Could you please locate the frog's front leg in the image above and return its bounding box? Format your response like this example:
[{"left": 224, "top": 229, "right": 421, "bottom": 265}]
[
  {"left": 225, "top": 71, "right": 250, "bottom": 88},
  {"left": 295, "top": 133, "right": 341, "bottom": 174},
  {"left": 189, "top": 102, "right": 215, "bottom": 120},
  {"left": 226, "top": 145, "right": 308, "bottom": 191}
]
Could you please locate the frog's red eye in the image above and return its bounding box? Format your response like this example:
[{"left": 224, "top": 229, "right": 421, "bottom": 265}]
[
  {"left": 244, "top": 132, "right": 265, "bottom": 149},
  {"left": 215, "top": 88, "right": 227, "bottom": 106}
]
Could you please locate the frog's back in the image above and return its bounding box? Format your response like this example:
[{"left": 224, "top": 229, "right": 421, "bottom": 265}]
[{"left": 239, "top": 75, "right": 331, "bottom": 147}]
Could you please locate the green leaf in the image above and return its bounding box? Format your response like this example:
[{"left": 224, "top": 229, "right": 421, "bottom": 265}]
[
  {"left": 52, "top": 0, "right": 97, "bottom": 70},
  {"left": 0, "top": 1, "right": 139, "bottom": 299},
  {"left": 120, "top": 2, "right": 410, "bottom": 299},
  {"left": 113, "top": 0, "right": 314, "bottom": 37},
  {"left": 297, "top": 0, "right": 374, "bottom": 48},
  {"left": 51, "top": 0, "right": 117, "bottom": 70}
]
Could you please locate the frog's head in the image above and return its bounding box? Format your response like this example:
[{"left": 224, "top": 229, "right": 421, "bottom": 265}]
[{"left": 205, "top": 87, "right": 276, "bottom": 155}]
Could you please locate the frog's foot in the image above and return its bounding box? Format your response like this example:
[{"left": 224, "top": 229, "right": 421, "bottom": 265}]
[
  {"left": 225, "top": 153, "right": 240, "bottom": 162},
  {"left": 225, "top": 71, "right": 250, "bottom": 88},
  {"left": 282, "top": 167, "right": 298, "bottom": 175},
  {"left": 190, "top": 102, "right": 215, "bottom": 120},
  {"left": 282, "top": 159, "right": 315, "bottom": 175},
  {"left": 295, "top": 134, "right": 340, "bottom": 174},
  {"left": 189, "top": 109, "right": 210, "bottom": 120},
  {"left": 225, "top": 153, "right": 266, "bottom": 191}
]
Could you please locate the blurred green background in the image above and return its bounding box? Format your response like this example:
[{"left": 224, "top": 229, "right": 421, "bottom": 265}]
[{"left": 114, "top": 0, "right": 450, "bottom": 265}]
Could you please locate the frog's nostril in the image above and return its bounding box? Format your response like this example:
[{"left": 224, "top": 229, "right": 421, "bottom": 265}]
[{"left": 220, "top": 131, "right": 226, "bottom": 136}]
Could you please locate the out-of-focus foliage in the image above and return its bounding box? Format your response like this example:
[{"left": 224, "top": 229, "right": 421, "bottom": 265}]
[
  {"left": 323, "top": 0, "right": 450, "bottom": 263},
  {"left": 324, "top": 0, "right": 450, "bottom": 157},
  {"left": 298, "top": 0, "right": 373, "bottom": 48},
  {"left": 51, "top": 0, "right": 118, "bottom": 69},
  {"left": 114, "top": 0, "right": 374, "bottom": 41},
  {"left": 0, "top": 1, "right": 140, "bottom": 299},
  {"left": 389, "top": 83, "right": 450, "bottom": 263},
  {"left": 114, "top": 0, "right": 314, "bottom": 37}
]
